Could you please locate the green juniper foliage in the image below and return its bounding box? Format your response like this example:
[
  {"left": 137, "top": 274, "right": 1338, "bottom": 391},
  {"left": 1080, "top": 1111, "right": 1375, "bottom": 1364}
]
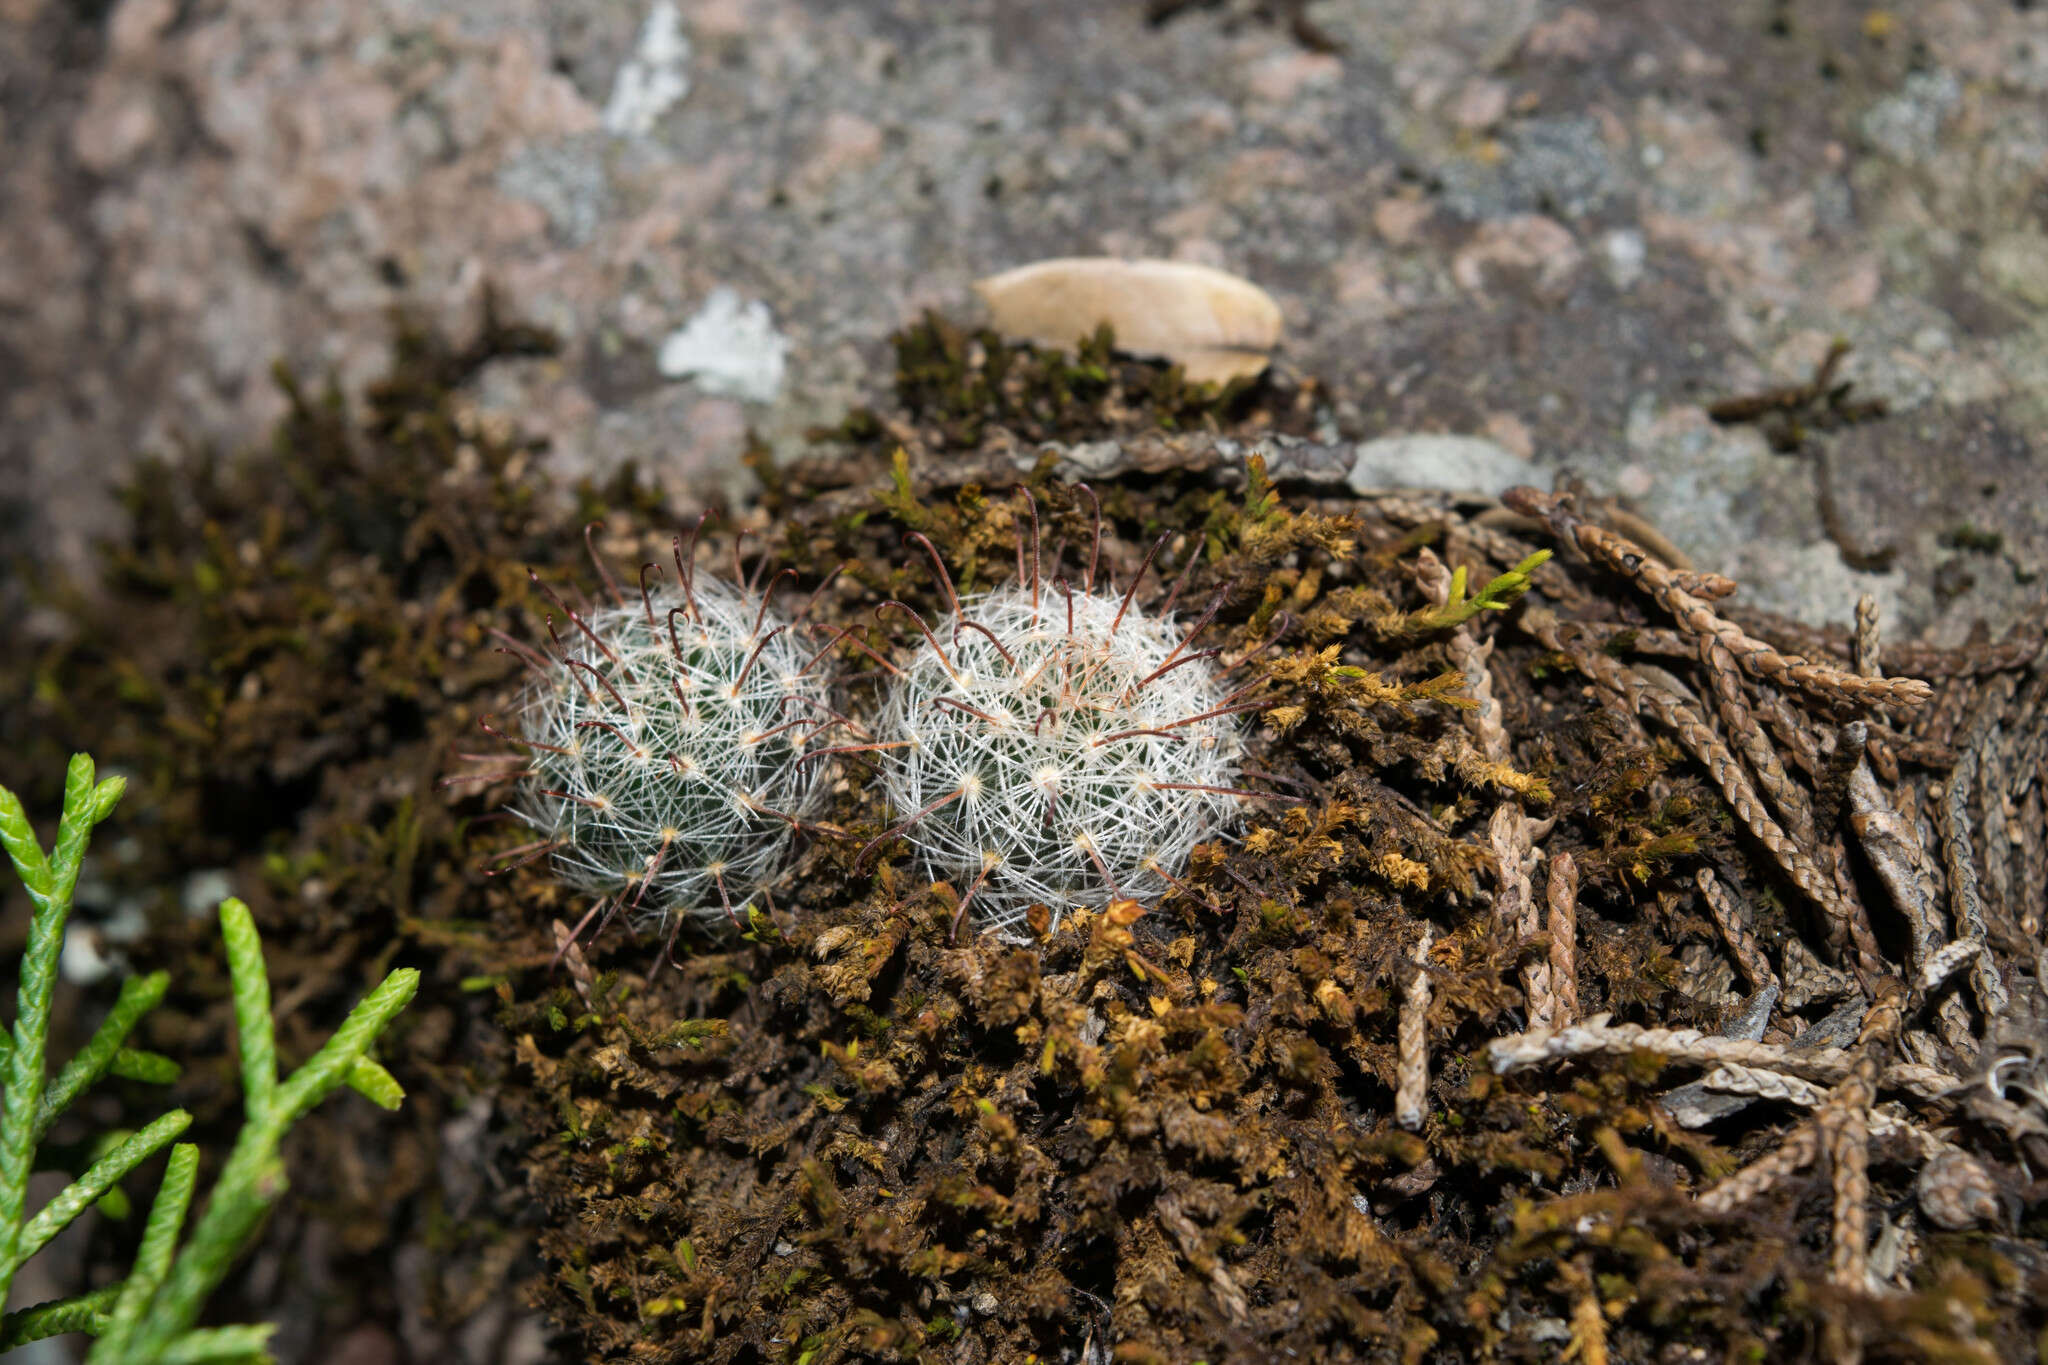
[{"left": 0, "top": 755, "right": 418, "bottom": 1363}]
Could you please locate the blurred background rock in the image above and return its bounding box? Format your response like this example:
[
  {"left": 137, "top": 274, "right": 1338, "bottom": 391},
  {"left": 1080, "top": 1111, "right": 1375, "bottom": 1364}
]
[{"left": 7, "top": 0, "right": 2045, "bottom": 636}]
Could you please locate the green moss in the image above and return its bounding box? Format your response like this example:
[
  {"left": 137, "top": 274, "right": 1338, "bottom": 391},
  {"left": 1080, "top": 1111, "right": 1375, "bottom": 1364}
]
[
  {"left": 1941, "top": 523, "right": 2005, "bottom": 554},
  {"left": 815, "top": 311, "right": 1305, "bottom": 452}
]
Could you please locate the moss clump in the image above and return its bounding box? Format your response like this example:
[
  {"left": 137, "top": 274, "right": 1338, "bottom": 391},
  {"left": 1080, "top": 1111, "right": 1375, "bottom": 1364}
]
[
  {"left": 10, "top": 306, "right": 2046, "bottom": 1364},
  {"left": 815, "top": 311, "right": 1324, "bottom": 453}
]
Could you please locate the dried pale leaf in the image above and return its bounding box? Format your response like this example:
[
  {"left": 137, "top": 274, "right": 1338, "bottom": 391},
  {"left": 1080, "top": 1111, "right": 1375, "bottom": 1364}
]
[{"left": 973, "top": 257, "right": 1282, "bottom": 385}]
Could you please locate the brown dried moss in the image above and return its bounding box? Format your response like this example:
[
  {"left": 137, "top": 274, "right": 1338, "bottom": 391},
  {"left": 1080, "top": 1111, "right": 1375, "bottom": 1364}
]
[
  {"left": 495, "top": 414, "right": 2048, "bottom": 1361},
  {"left": 7, "top": 307, "right": 2047, "bottom": 1364},
  {"left": 814, "top": 311, "right": 1327, "bottom": 456}
]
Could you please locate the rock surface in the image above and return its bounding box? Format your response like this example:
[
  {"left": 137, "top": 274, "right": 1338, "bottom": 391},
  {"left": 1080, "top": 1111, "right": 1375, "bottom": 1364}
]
[{"left": 4, "top": 0, "right": 2046, "bottom": 640}]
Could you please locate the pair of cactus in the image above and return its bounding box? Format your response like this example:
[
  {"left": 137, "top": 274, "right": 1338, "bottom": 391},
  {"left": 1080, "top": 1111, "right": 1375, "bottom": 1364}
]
[{"left": 479, "top": 506, "right": 1257, "bottom": 946}]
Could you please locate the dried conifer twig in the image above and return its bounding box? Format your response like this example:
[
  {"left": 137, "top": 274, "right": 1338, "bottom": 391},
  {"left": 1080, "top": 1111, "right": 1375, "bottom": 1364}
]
[
  {"left": 2006, "top": 670, "right": 2048, "bottom": 814},
  {"left": 2017, "top": 774, "right": 2045, "bottom": 938},
  {"left": 1412, "top": 546, "right": 1453, "bottom": 613},
  {"left": 1697, "top": 1126, "right": 1819, "bottom": 1214},
  {"left": 1395, "top": 923, "right": 1434, "bottom": 1131},
  {"left": 1700, "top": 1061, "right": 1826, "bottom": 1108},
  {"left": 551, "top": 919, "right": 597, "bottom": 1012},
  {"left": 1727, "top": 604, "right": 2047, "bottom": 683},
  {"left": 1847, "top": 763, "right": 1946, "bottom": 964},
  {"left": 1491, "top": 805, "right": 1552, "bottom": 1026},
  {"left": 1489, "top": 1017, "right": 1808, "bottom": 1078},
  {"left": 1918, "top": 938, "right": 1983, "bottom": 994},
  {"left": 1672, "top": 569, "right": 1739, "bottom": 601},
  {"left": 1546, "top": 853, "right": 1579, "bottom": 1027},
  {"left": 1977, "top": 722, "right": 2019, "bottom": 945},
  {"left": 1487, "top": 1014, "right": 1960, "bottom": 1098},
  {"left": 1935, "top": 746, "right": 2010, "bottom": 1022},
  {"left": 1723, "top": 607, "right": 1853, "bottom": 670},
  {"left": 1458, "top": 630, "right": 1511, "bottom": 765},
  {"left": 1700, "top": 1061, "right": 1973, "bottom": 1171},
  {"left": 1504, "top": 487, "right": 1933, "bottom": 710},
  {"left": 1695, "top": 868, "right": 1776, "bottom": 993},
  {"left": 1821, "top": 977, "right": 1905, "bottom": 1291},
  {"left": 1812, "top": 723, "right": 1867, "bottom": 845},
  {"left": 1781, "top": 936, "right": 1855, "bottom": 1008},
  {"left": 1848, "top": 761, "right": 1975, "bottom": 1051},
  {"left": 1885, "top": 1062, "right": 1969, "bottom": 1102},
  {"left": 1820, "top": 1100, "right": 1873, "bottom": 1291},
  {"left": 1915, "top": 677, "right": 1975, "bottom": 750},
  {"left": 1755, "top": 683, "right": 1824, "bottom": 780},
  {"left": 1574, "top": 622, "right": 1695, "bottom": 659},
  {"left": 1853, "top": 594, "right": 1882, "bottom": 679}
]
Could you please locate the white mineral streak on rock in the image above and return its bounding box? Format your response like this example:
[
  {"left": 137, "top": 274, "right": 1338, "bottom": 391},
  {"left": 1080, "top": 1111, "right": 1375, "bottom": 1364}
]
[
  {"left": 602, "top": 1, "right": 691, "bottom": 137},
  {"left": 657, "top": 288, "right": 790, "bottom": 403}
]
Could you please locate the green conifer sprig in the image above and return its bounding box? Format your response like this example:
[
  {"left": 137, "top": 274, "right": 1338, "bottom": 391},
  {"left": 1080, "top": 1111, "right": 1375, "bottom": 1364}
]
[{"left": 0, "top": 755, "right": 418, "bottom": 1364}]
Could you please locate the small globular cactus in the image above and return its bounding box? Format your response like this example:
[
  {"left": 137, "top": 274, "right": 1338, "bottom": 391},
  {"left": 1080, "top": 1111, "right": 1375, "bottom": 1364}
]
[
  {"left": 474, "top": 528, "right": 837, "bottom": 952},
  {"left": 858, "top": 504, "right": 1265, "bottom": 936}
]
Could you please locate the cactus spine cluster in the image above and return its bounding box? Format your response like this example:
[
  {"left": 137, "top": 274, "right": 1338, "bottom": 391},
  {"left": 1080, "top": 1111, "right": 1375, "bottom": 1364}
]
[
  {"left": 858, "top": 523, "right": 1256, "bottom": 936},
  {"left": 485, "top": 499, "right": 1261, "bottom": 946},
  {"left": 489, "top": 538, "right": 832, "bottom": 950}
]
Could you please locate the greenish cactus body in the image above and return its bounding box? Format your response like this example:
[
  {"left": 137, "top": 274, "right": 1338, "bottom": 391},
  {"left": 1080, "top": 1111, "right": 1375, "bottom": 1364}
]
[{"left": 502, "top": 566, "right": 831, "bottom": 933}]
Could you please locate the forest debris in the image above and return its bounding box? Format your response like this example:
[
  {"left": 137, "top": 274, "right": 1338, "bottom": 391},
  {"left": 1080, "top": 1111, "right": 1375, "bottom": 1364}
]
[
  {"left": 1487, "top": 1012, "right": 1960, "bottom": 1100},
  {"left": 1529, "top": 608, "right": 1870, "bottom": 966},
  {"left": 1505, "top": 487, "right": 1932, "bottom": 710},
  {"left": 1491, "top": 805, "right": 1552, "bottom": 1026},
  {"left": 551, "top": 919, "right": 597, "bottom": 1012},
  {"left": 1546, "top": 853, "right": 1579, "bottom": 1026},
  {"left": 975, "top": 258, "right": 1282, "bottom": 386},
  {"left": 1697, "top": 980, "right": 1905, "bottom": 1304},
  {"left": 1693, "top": 868, "right": 1776, "bottom": 994},
  {"left": 1849, "top": 761, "right": 1976, "bottom": 1050},
  {"left": 1395, "top": 923, "right": 1434, "bottom": 1131},
  {"left": 1936, "top": 704, "right": 2012, "bottom": 1021},
  {"left": 1696, "top": 1053, "right": 1995, "bottom": 1233}
]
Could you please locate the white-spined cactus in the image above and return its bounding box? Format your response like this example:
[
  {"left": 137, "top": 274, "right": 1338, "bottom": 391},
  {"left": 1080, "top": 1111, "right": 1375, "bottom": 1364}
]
[
  {"left": 483, "top": 537, "right": 834, "bottom": 953},
  {"left": 860, "top": 518, "right": 1261, "bottom": 936}
]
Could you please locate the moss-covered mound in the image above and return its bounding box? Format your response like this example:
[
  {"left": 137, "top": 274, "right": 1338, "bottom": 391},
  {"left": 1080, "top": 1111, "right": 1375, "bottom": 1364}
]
[
  {"left": 499, "top": 434, "right": 2048, "bottom": 1363},
  {"left": 6, "top": 309, "right": 2046, "bottom": 1364}
]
